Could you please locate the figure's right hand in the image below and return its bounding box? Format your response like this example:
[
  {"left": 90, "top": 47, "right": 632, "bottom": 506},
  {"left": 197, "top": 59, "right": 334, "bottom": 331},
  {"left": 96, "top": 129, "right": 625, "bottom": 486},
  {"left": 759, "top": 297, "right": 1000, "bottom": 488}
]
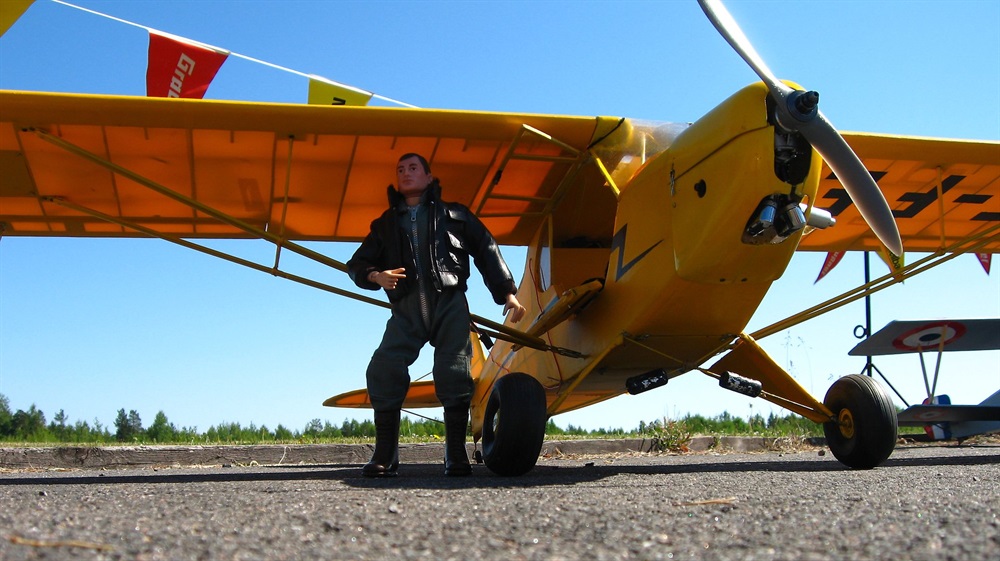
[{"left": 372, "top": 268, "right": 406, "bottom": 290}]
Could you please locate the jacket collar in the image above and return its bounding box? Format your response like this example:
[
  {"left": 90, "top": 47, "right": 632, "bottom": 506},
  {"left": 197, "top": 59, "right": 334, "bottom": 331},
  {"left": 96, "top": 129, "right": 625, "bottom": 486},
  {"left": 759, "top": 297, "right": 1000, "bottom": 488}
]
[{"left": 387, "top": 179, "right": 441, "bottom": 210}]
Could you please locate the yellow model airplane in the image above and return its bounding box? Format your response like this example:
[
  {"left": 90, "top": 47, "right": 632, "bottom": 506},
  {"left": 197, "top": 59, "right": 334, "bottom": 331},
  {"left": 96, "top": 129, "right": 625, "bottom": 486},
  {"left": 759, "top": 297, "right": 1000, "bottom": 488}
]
[{"left": 1, "top": 1, "right": 997, "bottom": 474}]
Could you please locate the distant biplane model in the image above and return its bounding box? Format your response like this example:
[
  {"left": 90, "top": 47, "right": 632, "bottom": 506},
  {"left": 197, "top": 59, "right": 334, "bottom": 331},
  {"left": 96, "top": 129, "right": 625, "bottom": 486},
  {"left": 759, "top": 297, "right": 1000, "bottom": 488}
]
[
  {"left": 850, "top": 319, "right": 1000, "bottom": 441},
  {"left": 1, "top": 0, "right": 997, "bottom": 474}
]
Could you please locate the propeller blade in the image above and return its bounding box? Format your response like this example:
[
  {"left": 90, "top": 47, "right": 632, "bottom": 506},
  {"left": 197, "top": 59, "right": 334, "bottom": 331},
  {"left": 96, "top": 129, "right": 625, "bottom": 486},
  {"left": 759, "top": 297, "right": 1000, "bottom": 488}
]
[
  {"left": 696, "top": 0, "right": 903, "bottom": 256},
  {"left": 697, "top": 0, "right": 791, "bottom": 102},
  {"left": 805, "top": 112, "right": 903, "bottom": 256}
]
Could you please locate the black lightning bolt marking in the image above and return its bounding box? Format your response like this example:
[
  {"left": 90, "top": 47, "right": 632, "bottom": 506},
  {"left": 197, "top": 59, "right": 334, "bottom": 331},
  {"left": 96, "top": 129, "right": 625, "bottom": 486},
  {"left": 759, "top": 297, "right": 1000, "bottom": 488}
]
[{"left": 610, "top": 224, "right": 662, "bottom": 281}]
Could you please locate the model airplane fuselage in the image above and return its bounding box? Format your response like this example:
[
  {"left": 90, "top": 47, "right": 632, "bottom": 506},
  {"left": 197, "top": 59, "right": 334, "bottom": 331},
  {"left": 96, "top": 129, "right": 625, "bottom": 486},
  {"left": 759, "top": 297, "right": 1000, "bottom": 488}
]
[{"left": 469, "top": 83, "right": 823, "bottom": 429}]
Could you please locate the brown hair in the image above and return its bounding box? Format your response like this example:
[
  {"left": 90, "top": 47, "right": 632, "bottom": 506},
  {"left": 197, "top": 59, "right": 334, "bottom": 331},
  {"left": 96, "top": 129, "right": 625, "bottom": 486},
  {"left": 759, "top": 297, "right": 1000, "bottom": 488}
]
[{"left": 398, "top": 153, "right": 430, "bottom": 173}]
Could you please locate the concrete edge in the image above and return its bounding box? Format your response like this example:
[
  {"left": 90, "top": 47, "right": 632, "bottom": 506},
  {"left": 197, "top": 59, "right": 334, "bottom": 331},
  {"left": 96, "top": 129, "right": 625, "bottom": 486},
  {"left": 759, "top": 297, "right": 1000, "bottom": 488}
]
[{"left": 0, "top": 437, "right": 827, "bottom": 470}]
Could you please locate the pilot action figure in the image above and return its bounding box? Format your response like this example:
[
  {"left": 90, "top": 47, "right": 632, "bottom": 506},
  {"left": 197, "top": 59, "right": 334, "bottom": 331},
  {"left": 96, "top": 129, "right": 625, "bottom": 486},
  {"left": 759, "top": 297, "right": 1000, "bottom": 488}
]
[{"left": 347, "top": 153, "right": 525, "bottom": 477}]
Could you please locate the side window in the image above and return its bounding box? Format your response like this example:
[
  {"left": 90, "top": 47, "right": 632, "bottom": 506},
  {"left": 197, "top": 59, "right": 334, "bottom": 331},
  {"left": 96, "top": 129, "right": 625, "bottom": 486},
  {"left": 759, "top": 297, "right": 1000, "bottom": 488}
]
[{"left": 534, "top": 216, "right": 611, "bottom": 292}]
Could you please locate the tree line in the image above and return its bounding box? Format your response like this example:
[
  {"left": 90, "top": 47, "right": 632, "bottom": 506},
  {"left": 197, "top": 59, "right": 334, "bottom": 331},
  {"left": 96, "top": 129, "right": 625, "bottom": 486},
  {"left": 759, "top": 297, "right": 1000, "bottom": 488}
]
[
  {"left": 0, "top": 393, "right": 822, "bottom": 444},
  {"left": 0, "top": 394, "right": 406, "bottom": 443}
]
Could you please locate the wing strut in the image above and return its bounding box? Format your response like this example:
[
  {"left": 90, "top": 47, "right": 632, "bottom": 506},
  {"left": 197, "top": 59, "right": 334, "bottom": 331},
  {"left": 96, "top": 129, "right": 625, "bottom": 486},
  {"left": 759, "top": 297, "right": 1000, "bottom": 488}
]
[
  {"left": 46, "top": 194, "right": 581, "bottom": 357},
  {"left": 43, "top": 195, "right": 389, "bottom": 307},
  {"left": 752, "top": 221, "right": 1000, "bottom": 340},
  {"left": 271, "top": 135, "right": 296, "bottom": 270},
  {"left": 41, "top": 198, "right": 582, "bottom": 359}
]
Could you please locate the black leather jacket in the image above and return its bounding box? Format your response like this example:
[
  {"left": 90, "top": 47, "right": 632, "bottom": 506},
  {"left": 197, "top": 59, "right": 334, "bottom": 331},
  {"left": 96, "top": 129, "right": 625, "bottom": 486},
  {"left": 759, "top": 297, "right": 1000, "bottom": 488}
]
[{"left": 347, "top": 181, "right": 517, "bottom": 305}]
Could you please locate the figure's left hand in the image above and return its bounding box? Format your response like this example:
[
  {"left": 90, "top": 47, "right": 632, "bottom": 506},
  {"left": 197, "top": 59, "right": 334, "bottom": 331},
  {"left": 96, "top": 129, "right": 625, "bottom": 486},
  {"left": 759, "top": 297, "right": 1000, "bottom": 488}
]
[{"left": 503, "top": 293, "right": 526, "bottom": 323}]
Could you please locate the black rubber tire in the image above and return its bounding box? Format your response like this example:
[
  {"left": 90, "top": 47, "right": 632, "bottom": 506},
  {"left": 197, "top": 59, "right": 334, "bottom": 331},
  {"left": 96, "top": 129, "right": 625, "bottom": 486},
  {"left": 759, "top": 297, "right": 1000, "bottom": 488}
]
[
  {"left": 481, "top": 373, "right": 548, "bottom": 476},
  {"left": 822, "top": 374, "right": 897, "bottom": 469}
]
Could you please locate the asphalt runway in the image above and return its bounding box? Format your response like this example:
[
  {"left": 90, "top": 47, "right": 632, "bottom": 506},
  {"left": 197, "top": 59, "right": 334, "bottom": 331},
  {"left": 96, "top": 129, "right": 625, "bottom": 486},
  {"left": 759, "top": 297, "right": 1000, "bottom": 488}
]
[{"left": 1, "top": 443, "right": 997, "bottom": 561}]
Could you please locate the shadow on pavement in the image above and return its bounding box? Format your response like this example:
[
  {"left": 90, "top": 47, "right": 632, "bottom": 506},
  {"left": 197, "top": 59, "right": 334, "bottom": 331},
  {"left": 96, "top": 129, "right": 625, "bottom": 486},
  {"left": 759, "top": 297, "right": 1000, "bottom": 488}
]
[{"left": 2, "top": 446, "right": 995, "bottom": 489}]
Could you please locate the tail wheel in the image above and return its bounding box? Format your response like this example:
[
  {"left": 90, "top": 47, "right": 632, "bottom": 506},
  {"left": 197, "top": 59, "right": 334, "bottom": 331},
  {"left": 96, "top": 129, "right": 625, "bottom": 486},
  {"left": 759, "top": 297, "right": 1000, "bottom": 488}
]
[
  {"left": 482, "top": 372, "right": 547, "bottom": 476},
  {"left": 823, "top": 374, "right": 897, "bottom": 469}
]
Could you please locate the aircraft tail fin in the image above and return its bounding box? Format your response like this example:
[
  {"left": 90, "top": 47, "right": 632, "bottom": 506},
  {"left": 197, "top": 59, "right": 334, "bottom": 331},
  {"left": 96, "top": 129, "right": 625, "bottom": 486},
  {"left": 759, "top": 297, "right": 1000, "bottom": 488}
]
[{"left": 922, "top": 395, "right": 953, "bottom": 441}]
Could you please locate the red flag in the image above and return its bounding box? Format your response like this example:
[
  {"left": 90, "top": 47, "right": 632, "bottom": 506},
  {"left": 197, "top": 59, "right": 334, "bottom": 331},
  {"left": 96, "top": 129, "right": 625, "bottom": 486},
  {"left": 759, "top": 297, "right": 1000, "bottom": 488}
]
[
  {"left": 814, "top": 251, "right": 845, "bottom": 284},
  {"left": 977, "top": 253, "right": 992, "bottom": 275},
  {"left": 146, "top": 31, "right": 228, "bottom": 99}
]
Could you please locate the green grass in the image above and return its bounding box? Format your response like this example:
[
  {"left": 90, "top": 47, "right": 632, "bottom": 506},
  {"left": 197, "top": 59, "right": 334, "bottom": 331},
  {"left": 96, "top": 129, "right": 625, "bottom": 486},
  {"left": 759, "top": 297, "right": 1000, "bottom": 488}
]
[{"left": 1, "top": 393, "right": 924, "bottom": 446}]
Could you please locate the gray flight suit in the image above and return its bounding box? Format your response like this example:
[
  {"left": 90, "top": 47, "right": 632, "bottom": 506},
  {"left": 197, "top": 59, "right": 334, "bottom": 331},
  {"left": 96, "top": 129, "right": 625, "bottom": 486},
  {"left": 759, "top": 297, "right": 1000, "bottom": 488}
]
[
  {"left": 365, "top": 202, "right": 474, "bottom": 412},
  {"left": 348, "top": 181, "right": 517, "bottom": 414}
]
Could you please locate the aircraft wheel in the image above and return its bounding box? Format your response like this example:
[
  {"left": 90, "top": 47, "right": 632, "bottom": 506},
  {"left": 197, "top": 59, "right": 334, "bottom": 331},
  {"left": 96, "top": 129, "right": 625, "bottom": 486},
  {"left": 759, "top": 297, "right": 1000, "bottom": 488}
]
[
  {"left": 822, "top": 374, "right": 897, "bottom": 469},
  {"left": 482, "top": 372, "right": 547, "bottom": 476}
]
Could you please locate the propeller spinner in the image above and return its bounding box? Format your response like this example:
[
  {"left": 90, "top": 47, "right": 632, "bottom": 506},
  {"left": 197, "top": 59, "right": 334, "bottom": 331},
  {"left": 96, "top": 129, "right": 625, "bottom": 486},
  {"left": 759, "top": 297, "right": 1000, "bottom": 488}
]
[{"left": 698, "top": 0, "right": 903, "bottom": 256}]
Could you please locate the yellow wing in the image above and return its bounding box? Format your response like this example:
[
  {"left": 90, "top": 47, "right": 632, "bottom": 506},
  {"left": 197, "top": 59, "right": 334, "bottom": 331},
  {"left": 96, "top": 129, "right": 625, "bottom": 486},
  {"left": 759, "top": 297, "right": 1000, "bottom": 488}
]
[
  {"left": 801, "top": 133, "right": 1000, "bottom": 253},
  {"left": 0, "top": 90, "right": 624, "bottom": 245}
]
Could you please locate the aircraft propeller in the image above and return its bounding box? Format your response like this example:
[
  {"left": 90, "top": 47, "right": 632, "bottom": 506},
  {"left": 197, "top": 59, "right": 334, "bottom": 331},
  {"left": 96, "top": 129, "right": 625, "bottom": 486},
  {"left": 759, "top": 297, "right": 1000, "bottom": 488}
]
[{"left": 698, "top": 0, "right": 904, "bottom": 257}]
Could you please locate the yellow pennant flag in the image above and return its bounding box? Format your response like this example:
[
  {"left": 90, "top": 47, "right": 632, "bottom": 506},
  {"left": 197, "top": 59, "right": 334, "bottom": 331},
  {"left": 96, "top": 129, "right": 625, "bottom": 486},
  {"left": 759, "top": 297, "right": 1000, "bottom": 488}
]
[
  {"left": 877, "top": 245, "right": 905, "bottom": 282},
  {"left": 307, "top": 75, "right": 372, "bottom": 106},
  {"left": 1, "top": 0, "right": 34, "bottom": 37}
]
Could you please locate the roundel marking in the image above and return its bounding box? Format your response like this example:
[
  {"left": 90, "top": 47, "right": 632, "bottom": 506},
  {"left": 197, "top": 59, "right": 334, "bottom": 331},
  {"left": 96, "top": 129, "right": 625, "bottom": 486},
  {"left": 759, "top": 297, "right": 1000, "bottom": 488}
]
[{"left": 892, "top": 321, "right": 967, "bottom": 352}]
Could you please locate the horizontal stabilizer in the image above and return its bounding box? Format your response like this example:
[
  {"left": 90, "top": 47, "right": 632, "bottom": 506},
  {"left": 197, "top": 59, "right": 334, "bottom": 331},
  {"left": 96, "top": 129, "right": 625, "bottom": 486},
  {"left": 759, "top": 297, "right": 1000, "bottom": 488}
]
[
  {"left": 323, "top": 380, "right": 440, "bottom": 409},
  {"left": 322, "top": 330, "right": 488, "bottom": 410},
  {"left": 897, "top": 404, "right": 1000, "bottom": 426}
]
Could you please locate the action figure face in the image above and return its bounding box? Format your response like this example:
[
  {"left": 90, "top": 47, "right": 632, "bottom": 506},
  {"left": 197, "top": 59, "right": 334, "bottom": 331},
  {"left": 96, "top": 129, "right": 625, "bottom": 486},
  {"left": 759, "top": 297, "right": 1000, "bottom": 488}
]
[{"left": 396, "top": 155, "right": 433, "bottom": 200}]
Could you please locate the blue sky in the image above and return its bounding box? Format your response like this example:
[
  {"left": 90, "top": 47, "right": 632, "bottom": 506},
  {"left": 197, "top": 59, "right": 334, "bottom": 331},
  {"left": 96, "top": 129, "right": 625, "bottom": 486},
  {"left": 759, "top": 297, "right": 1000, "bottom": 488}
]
[{"left": 1, "top": 0, "right": 998, "bottom": 434}]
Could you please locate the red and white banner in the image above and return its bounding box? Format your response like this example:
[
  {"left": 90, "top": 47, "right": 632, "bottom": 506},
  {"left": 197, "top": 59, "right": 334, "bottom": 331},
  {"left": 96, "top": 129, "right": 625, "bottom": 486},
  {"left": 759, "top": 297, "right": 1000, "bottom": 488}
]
[
  {"left": 814, "top": 251, "right": 845, "bottom": 284},
  {"left": 146, "top": 31, "right": 228, "bottom": 99},
  {"left": 976, "top": 253, "right": 992, "bottom": 275}
]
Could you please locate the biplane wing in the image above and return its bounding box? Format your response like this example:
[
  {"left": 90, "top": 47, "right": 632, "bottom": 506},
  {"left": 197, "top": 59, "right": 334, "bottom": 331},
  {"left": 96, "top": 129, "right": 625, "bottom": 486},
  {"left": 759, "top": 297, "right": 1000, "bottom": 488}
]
[
  {"left": 0, "top": 90, "right": 627, "bottom": 246},
  {"left": 799, "top": 133, "right": 1000, "bottom": 253},
  {"left": 850, "top": 319, "right": 1000, "bottom": 439},
  {"left": 848, "top": 318, "right": 1000, "bottom": 356}
]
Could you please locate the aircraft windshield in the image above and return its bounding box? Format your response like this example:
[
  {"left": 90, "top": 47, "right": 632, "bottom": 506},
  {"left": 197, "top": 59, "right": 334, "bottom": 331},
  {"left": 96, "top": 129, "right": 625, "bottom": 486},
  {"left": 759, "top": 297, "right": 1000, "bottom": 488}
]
[{"left": 593, "top": 119, "right": 690, "bottom": 189}]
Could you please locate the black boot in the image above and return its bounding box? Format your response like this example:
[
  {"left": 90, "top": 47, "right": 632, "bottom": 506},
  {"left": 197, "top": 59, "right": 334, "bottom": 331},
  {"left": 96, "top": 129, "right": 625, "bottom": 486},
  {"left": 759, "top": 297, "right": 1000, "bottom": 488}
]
[
  {"left": 443, "top": 406, "right": 472, "bottom": 476},
  {"left": 362, "top": 410, "right": 400, "bottom": 478}
]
